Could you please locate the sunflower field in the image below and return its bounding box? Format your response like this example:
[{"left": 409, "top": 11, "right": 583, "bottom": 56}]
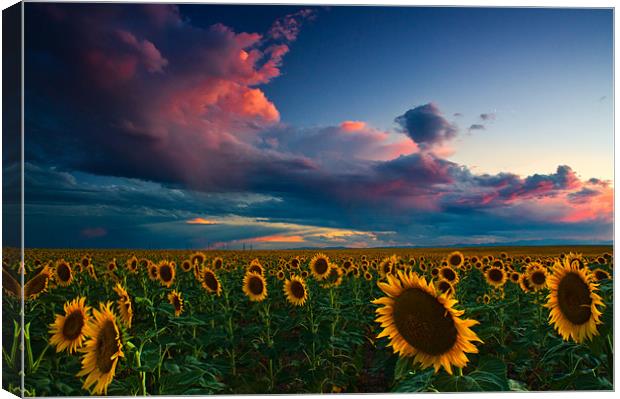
[{"left": 1, "top": 246, "right": 614, "bottom": 395}]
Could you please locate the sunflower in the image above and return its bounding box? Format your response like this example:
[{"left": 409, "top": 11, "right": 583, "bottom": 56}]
[
  {"left": 309, "top": 253, "right": 332, "bottom": 280},
  {"left": 49, "top": 297, "right": 91, "bottom": 353},
  {"left": 565, "top": 252, "right": 587, "bottom": 270},
  {"left": 446, "top": 251, "right": 465, "bottom": 269},
  {"left": 527, "top": 267, "right": 548, "bottom": 291},
  {"left": 181, "top": 259, "right": 192, "bottom": 273},
  {"left": 247, "top": 259, "right": 264, "bottom": 275},
  {"left": 364, "top": 271, "right": 373, "bottom": 281},
  {"left": 190, "top": 252, "right": 206, "bottom": 267},
  {"left": 212, "top": 257, "right": 224, "bottom": 270},
  {"left": 435, "top": 279, "right": 454, "bottom": 297},
  {"left": 592, "top": 268, "right": 611, "bottom": 281},
  {"left": 510, "top": 272, "right": 520, "bottom": 284},
  {"left": 86, "top": 263, "right": 98, "bottom": 281},
  {"left": 378, "top": 255, "right": 399, "bottom": 278},
  {"left": 526, "top": 261, "right": 544, "bottom": 274},
  {"left": 55, "top": 259, "right": 73, "bottom": 286},
  {"left": 438, "top": 266, "right": 459, "bottom": 285},
  {"left": 167, "top": 290, "right": 184, "bottom": 317},
  {"left": 77, "top": 302, "right": 124, "bottom": 395},
  {"left": 482, "top": 294, "right": 491, "bottom": 304},
  {"left": 157, "top": 260, "right": 176, "bottom": 288},
  {"left": 276, "top": 270, "right": 285, "bottom": 281},
  {"left": 484, "top": 267, "right": 507, "bottom": 289},
  {"left": 322, "top": 265, "right": 344, "bottom": 288},
  {"left": 147, "top": 262, "right": 159, "bottom": 281},
  {"left": 113, "top": 283, "right": 133, "bottom": 328},
  {"left": 24, "top": 267, "right": 52, "bottom": 300},
  {"left": 546, "top": 259, "right": 604, "bottom": 343},
  {"left": 2, "top": 268, "right": 21, "bottom": 298},
  {"left": 201, "top": 267, "right": 222, "bottom": 296},
  {"left": 373, "top": 271, "right": 481, "bottom": 374},
  {"left": 519, "top": 273, "right": 533, "bottom": 293},
  {"left": 291, "top": 257, "right": 300, "bottom": 269},
  {"left": 80, "top": 256, "right": 91, "bottom": 272},
  {"left": 243, "top": 272, "right": 268, "bottom": 302},
  {"left": 107, "top": 259, "right": 117, "bottom": 273},
  {"left": 283, "top": 275, "right": 309, "bottom": 306},
  {"left": 126, "top": 255, "right": 139, "bottom": 274},
  {"left": 301, "top": 270, "right": 310, "bottom": 279}
]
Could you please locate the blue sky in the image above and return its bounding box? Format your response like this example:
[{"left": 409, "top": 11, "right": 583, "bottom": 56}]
[{"left": 3, "top": 4, "right": 613, "bottom": 249}]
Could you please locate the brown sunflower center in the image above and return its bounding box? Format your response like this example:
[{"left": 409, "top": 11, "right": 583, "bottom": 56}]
[
  {"left": 449, "top": 255, "right": 461, "bottom": 267},
  {"left": 249, "top": 276, "right": 264, "bottom": 295},
  {"left": 159, "top": 265, "right": 172, "bottom": 282},
  {"left": 393, "top": 288, "right": 457, "bottom": 356},
  {"left": 531, "top": 271, "right": 546, "bottom": 285},
  {"left": 595, "top": 270, "right": 609, "bottom": 280},
  {"left": 130, "top": 260, "right": 137, "bottom": 269},
  {"left": 488, "top": 268, "right": 504, "bottom": 282},
  {"left": 314, "top": 258, "right": 329, "bottom": 275},
  {"left": 57, "top": 264, "right": 71, "bottom": 282},
  {"left": 204, "top": 272, "right": 219, "bottom": 291},
  {"left": 290, "top": 281, "right": 306, "bottom": 299},
  {"left": 343, "top": 261, "right": 352, "bottom": 270},
  {"left": 96, "top": 320, "right": 119, "bottom": 374},
  {"left": 62, "top": 310, "right": 84, "bottom": 340},
  {"left": 437, "top": 281, "right": 452, "bottom": 294},
  {"left": 214, "top": 259, "right": 223, "bottom": 269},
  {"left": 149, "top": 266, "right": 158, "bottom": 277},
  {"left": 182, "top": 261, "right": 191, "bottom": 271},
  {"left": 173, "top": 296, "right": 182, "bottom": 310},
  {"left": 383, "top": 263, "right": 391, "bottom": 274},
  {"left": 557, "top": 272, "right": 592, "bottom": 325},
  {"left": 249, "top": 265, "right": 262, "bottom": 274},
  {"left": 82, "top": 258, "right": 89, "bottom": 267},
  {"left": 441, "top": 268, "right": 456, "bottom": 281}
]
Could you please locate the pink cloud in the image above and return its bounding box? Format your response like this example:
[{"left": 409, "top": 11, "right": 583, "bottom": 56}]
[
  {"left": 81, "top": 227, "right": 107, "bottom": 238},
  {"left": 186, "top": 218, "right": 218, "bottom": 225},
  {"left": 340, "top": 120, "right": 367, "bottom": 132},
  {"left": 249, "top": 234, "right": 306, "bottom": 243}
]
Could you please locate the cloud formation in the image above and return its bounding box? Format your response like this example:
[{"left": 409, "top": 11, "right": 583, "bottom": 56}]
[
  {"left": 19, "top": 4, "right": 613, "bottom": 249},
  {"left": 394, "top": 103, "right": 458, "bottom": 149}
]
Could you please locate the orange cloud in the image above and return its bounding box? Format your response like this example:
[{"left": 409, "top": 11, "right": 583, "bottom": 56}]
[
  {"left": 186, "top": 218, "right": 218, "bottom": 225},
  {"left": 340, "top": 120, "right": 367, "bottom": 132},
  {"left": 249, "top": 234, "right": 305, "bottom": 243}
]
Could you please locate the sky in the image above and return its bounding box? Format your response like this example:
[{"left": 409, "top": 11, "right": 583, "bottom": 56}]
[{"left": 3, "top": 3, "right": 613, "bottom": 249}]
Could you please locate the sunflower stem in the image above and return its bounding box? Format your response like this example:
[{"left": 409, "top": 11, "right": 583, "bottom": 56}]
[{"left": 24, "top": 322, "right": 34, "bottom": 373}]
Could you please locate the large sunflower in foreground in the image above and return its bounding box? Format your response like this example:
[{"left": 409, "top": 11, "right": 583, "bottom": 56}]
[
  {"left": 309, "top": 253, "right": 332, "bottom": 281},
  {"left": 284, "top": 275, "right": 309, "bottom": 306},
  {"left": 243, "top": 272, "right": 268, "bottom": 302},
  {"left": 168, "top": 290, "right": 184, "bottom": 317},
  {"left": 373, "top": 270, "right": 481, "bottom": 375},
  {"left": 49, "top": 297, "right": 91, "bottom": 353},
  {"left": 77, "top": 302, "right": 124, "bottom": 395},
  {"left": 201, "top": 267, "right": 222, "bottom": 296},
  {"left": 546, "top": 259, "right": 604, "bottom": 343}
]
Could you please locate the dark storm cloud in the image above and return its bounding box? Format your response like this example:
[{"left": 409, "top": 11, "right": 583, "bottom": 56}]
[{"left": 394, "top": 103, "right": 458, "bottom": 148}]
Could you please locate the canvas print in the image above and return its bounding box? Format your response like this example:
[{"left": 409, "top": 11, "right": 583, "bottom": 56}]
[{"left": 1, "top": 1, "right": 614, "bottom": 396}]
